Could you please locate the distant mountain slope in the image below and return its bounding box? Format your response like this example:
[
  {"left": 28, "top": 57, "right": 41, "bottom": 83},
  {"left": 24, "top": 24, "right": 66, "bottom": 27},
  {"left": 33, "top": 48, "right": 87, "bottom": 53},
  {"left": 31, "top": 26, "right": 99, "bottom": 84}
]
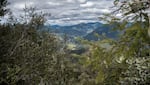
[
  {"left": 49, "top": 22, "right": 103, "bottom": 37},
  {"left": 45, "top": 22, "right": 118, "bottom": 41},
  {"left": 84, "top": 24, "right": 119, "bottom": 41}
]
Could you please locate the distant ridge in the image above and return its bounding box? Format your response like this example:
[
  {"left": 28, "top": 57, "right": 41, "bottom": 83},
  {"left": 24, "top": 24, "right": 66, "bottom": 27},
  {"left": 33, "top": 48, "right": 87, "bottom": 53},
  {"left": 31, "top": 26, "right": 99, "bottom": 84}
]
[
  {"left": 84, "top": 24, "right": 119, "bottom": 41},
  {"left": 50, "top": 22, "right": 103, "bottom": 37},
  {"left": 45, "top": 22, "right": 118, "bottom": 41}
]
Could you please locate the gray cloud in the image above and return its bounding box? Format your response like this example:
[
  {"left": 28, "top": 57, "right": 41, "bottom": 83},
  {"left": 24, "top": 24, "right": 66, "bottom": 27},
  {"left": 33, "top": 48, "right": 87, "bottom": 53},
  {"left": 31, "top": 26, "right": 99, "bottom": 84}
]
[{"left": 7, "top": 0, "right": 114, "bottom": 25}]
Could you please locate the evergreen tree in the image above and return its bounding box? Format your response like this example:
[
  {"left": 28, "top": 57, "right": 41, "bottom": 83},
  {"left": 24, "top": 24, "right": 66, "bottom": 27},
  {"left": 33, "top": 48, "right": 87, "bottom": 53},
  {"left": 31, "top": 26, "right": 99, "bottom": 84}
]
[
  {"left": 0, "top": 0, "right": 9, "bottom": 17},
  {"left": 81, "top": 0, "right": 150, "bottom": 84},
  {"left": 0, "top": 7, "right": 82, "bottom": 85}
]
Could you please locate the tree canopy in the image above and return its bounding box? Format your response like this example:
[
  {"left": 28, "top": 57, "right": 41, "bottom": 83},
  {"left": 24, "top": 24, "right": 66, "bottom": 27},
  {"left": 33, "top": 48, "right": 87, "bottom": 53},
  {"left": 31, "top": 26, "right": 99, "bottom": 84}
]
[
  {"left": 0, "top": 0, "right": 9, "bottom": 17},
  {"left": 0, "top": 0, "right": 150, "bottom": 85},
  {"left": 81, "top": 0, "right": 150, "bottom": 84}
]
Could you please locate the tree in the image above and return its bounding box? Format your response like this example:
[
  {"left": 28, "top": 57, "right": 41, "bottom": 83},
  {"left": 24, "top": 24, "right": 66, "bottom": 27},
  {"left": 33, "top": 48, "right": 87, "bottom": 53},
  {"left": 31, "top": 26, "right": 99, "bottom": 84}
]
[
  {"left": 114, "top": 0, "right": 150, "bottom": 37},
  {"left": 0, "top": 0, "right": 9, "bottom": 16},
  {"left": 0, "top": 8, "right": 82, "bottom": 85},
  {"left": 81, "top": 0, "right": 150, "bottom": 84}
]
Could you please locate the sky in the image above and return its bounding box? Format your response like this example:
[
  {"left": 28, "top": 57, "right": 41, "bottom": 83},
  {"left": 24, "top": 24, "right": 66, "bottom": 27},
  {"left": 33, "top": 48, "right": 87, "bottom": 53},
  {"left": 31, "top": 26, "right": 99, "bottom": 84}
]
[{"left": 7, "top": 0, "right": 115, "bottom": 25}]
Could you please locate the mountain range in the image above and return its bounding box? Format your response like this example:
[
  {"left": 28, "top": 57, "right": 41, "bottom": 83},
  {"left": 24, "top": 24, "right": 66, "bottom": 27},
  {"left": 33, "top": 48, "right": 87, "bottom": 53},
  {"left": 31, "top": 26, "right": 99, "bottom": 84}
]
[{"left": 45, "top": 22, "right": 118, "bottom": 41}]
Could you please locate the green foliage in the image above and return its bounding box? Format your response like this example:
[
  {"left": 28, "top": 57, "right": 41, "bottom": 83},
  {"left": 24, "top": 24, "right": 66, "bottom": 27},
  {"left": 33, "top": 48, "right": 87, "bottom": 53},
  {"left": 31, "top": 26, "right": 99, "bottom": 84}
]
[
  {"left": 1, "top": 1, "right": 150, "bottom": 85},
  {"left": 82, "top": 21, "right": 150, "bottom": 85},
  {"left": 0, "top": 8, "right": 83, "bottom": 85},
  {"left": 81, "top": 0, "right": 150, "bottom": 85}
]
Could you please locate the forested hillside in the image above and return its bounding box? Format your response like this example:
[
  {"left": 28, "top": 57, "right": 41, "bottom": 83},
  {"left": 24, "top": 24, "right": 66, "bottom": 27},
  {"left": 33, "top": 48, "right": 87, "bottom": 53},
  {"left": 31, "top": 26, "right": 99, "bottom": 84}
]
[{"left": 0, "top": 0, "right": 150, "bottom": 85}]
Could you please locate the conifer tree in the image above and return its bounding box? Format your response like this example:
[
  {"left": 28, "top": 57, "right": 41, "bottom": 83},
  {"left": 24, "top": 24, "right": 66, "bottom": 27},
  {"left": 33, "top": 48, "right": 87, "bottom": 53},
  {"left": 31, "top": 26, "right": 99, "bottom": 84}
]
[
  {"left": 0, "top": 0, "right": 9, "bottom": 17},
  {"left": 82, "top": 0, "right": 150, "bottom": 84}
]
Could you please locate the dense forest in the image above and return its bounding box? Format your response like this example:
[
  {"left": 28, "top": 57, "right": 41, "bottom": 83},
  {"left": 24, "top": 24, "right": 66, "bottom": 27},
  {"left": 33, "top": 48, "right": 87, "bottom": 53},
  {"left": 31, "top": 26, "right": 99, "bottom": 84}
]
[{"left": 0, "top": 0, "right": 150, "bottom": 85}]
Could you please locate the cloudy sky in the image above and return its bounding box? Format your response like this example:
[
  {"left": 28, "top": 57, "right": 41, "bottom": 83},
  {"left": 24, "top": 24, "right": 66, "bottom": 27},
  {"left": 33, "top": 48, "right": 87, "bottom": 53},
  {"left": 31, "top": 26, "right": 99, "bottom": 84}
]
[{"left": 7, "top": 0, "right": 114, "bottom": 25}]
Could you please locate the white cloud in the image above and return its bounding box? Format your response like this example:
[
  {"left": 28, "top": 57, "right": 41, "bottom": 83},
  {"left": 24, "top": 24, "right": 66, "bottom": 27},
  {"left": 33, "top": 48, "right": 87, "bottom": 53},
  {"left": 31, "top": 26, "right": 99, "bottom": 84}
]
[
  {"left": 27, "top": 2, "right": 34, "bottom": 7},
  {"left": 77, "top": 0, "right": 87, "bottom": 3},
  {"left": 101, "top": 9, "right": 111, "bottom": 13},
  {"left": 47, "top": 2, "right": 61, "bottom": 6},
  {"left": 13, "top": 3, "right": 25, "bottom": 10},
  {"left": 12, "top": 1, "right": 34, "bottom": 10},
  {"left": 7, "top": 0, "right": 114, "bottom": 25},
  {"left": 116, "top": 13, "right": 122, "bottom": 17},
  {"left": 67, "top": 0, "right": 76, "bottom": 3},
  {"left": 80, "top": 1, "right": 94, "bottom": 7}
]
